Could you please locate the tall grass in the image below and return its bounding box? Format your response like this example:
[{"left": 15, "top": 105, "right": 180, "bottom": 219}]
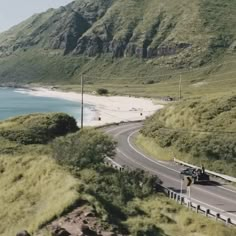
[
  {"left": 0, "top": 154, "right": 80, "bottom": 236},
  {"left": 125, "top": 196, "right": 236, "bottom": 236}
]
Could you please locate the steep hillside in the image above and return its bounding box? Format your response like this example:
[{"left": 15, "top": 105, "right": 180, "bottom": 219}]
[
  {"left": 0, "top": 0, "right": 235, "bottom": 85},
  {"left": 140, "top": 95, "right": 236, "bottom": 176}
]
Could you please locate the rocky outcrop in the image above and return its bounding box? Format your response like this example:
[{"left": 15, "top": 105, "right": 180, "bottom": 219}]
[
  {"left": 47, "top": 205, "right": 122, "bottom": 236},
  {"left": 0, "top": 0, "right": 234, "bottom": 66}
]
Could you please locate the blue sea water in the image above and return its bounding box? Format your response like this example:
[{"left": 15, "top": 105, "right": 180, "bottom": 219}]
[{"left": 0, "top": 87, "right": 93, "bottom": 122}]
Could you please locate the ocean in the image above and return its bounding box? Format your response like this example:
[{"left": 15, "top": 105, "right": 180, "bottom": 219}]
[{"left": 0, "top": 87, "right": 94, "bottom": 123}]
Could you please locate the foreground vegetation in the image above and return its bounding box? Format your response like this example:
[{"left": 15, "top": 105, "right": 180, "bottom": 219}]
[
  {"left": 0, "top": 0, "right": 235, "bottom": 234},
  {"left": 1, "top": 113, "right": 236, "bottom": 236},
  {"left": 140, "top": 94, "right": 236, "bottom": 176},
  {"left": 0, "top": 154, "right": 79, "bottom": 235}
]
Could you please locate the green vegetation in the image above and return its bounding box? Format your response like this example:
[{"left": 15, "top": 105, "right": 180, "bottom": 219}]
[
  {"left": 135, "top": 133, "right": 174, "bottom": 161},
  {"left": 0, "top": 0, "right": 235, "bottom": 96},
  {"left": 0, "top": 113, "right": 235, "bottom": 235},
  {"left": 125, "top": 197, "right": 236, "bottom": 236},
  {"left": 140, "top": 95, "right": 236, "bottom": 176},
  {"left": 0, "top": 154, "right": 80, "bottom": 235},
  {"left": 96, "top": 88, "right": 109, "bottom": 96},
  {"left": 52, "top": 128, "right": 116, "bottom": 168},
  {"left": 0, "top": 0, "right": 235, "bottom": 234},
  {"left": 0, "top": 113, "right": 78, "bottom": 146}
]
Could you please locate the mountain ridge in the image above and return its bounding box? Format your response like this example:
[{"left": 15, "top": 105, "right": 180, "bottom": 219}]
[{"left": 0, "top": 0, "right": 235, "bottom": 84}]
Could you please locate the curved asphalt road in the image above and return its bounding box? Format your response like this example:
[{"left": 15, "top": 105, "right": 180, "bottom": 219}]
[{"left": 104, "top": 122, "right": 236, "bottom": 223}]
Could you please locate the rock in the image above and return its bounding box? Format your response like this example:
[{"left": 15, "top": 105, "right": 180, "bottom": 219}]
[
  {"left": 84, "top": 211, "right": 95, "bottom": 217},
  {"left": 51, "top": 226, "right": 71, "bottom": 236},
  {"left": 16, "top": 230, "right": 31, "bottom": 236},
  {"left": 80, "top": 224, "right": 97, "bottom": 235},
  {"left": 83, "top": 219, "right": 88, "bottom": 224}
]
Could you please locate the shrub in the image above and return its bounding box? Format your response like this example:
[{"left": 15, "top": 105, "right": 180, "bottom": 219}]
[
  {"left": 52, "top": 128, "right": 116, "bottom": 168},
  {"left": 96, "top": 88, "right": 109, "bottom": 95},
  {"left": 146, "top": 80, "right": 155, "bottom": 84},
  {"left": 0, "top": 113, "right": 78, "bottom": 144}
]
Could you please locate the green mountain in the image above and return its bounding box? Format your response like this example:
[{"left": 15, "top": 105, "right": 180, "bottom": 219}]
[{"left": 0, "top": 0, "right": 235, "bottom": 85}]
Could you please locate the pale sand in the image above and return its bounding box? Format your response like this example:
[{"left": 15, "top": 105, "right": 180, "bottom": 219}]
[{"left": 19, "top": 87, "right": 163, "bottom": 127}]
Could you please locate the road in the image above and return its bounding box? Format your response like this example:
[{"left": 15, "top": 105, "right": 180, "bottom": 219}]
[{"left": 104, "top": 122, "right": 236, "bottom": 223}]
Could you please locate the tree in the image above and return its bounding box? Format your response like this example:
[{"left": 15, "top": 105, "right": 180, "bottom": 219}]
[{"left": 52, "top": 128, "right": 116, "bottom": 168}]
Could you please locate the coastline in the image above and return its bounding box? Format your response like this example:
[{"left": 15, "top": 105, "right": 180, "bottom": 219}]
[{"left": 15, "top": 86, "right": 164, "bottom": 127}]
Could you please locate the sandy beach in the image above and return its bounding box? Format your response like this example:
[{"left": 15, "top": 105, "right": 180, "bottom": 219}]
[{"left": 18, "top": 87, "right": 163, "bottom": 126}]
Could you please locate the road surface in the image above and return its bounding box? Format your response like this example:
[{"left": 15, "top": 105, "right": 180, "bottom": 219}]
[{"left": 104, "top": 122, "right": 236, "bottom": 223}]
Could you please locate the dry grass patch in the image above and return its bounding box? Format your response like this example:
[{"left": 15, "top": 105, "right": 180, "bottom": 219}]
[
  {"left": 0, "top": 154, "right": 80, "bottom": 236},
  {"left": 125, "top": 196, "right": 236, "bottom": 236}
]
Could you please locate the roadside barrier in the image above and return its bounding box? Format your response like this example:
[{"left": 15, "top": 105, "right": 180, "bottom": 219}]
[
  {"left": 166, "top": 188, "right": 236, "bottom": 226},
  {"left": 105, "top": 157, "right": 236, "bottom": 227}
]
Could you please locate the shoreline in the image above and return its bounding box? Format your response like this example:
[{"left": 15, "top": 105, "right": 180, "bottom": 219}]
[{"left": 13, "top": 86, "right": 163, "bottom": 126}]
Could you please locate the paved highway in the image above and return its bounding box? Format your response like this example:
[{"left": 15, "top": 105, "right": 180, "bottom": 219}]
[{"left": 104, "top": 122, "right": 236, "bottom": 223}]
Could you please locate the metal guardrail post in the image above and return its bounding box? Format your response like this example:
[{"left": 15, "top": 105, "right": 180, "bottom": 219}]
[
  {"left": 215, "top": 213, "right": 220, "bottom": 221},
  {"left": 226, "top": 218, "right": 231, "bottom": 225},
  {"left": 106, "top": 157, "right": 235, "bottom": 227},
  {"left": 196, "top": 205, "right": 200, "bottom": 213}
]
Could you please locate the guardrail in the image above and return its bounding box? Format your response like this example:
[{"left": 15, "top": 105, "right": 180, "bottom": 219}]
[
  {"left": 105, "top": 156, "right": 123, "bottom": 170},
  {"left": 166, "top": 188, "right": 236, "bottom": 226},
  {"left": 174, "top": 158, "right": 236, "bottom": 183},
  {"left": 105, "top": 157, "right": 236, "bottom": 227}
]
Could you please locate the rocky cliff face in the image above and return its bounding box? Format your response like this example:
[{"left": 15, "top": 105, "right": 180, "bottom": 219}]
[{"left": 0, "top": 0, "right": 235, "bottom": 65}]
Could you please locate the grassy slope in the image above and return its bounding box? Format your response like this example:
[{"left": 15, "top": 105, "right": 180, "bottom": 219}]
[
  {"left": 139, "top": 95, "right": 236, "bottom": 176},
  {"left": 126, "top": 196, "right": 236, "bottom": 236},
  {"left": 0, "top": 154, "right": 79, "bottom": 236},
  {"left": 0, "top": 113, "right": 80, "bottom": 235},
  {"left": 0, "top": 114, "right": 235, "bottom": 235}
]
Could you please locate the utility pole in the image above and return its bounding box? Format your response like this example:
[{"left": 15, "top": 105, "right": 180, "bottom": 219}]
[
  {"left": 188, "top": 185, "right": 191, "bottom": 204},
  {"left": 179, "top": 74, "right": 182, "bottom": 100},
  {"left": 81, "top": 75, "right": 84, "bottom": 129}
]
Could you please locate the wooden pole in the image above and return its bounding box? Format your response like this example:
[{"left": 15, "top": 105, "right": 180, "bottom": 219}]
[{"left": 81, "top": 75, "right": 84, "bottom": 129}]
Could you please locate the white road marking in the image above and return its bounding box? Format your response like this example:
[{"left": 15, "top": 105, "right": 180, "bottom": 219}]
[
  {"left": 126, "top": 128, "right": 236, "bottom": 204},
  {"left": 113, "top": 125, "right": 142, "bottom": 138},
  {"left": 127, "top": 130, "right": 180, "bottom": 174},
  {"left": 114, "top": 149, "right": 236, "bottom": 220},
  {"left": 105, "top": 123, "right": 142, "bottom": 134},
  {"left": 116, "top": 148, "right": 180, "bottom": 183},
  {"left": 218, "top": 185, "right": 236, "bottom": 194},
  {"left": 106, "top": 123, "right": 236, "bottom": 218}
]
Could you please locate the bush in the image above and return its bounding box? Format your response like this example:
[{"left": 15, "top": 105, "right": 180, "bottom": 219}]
[
  {"left": 0, "top": 113, "right": 78, "bottom": 144},
  {"left": 146, "top": 80, "right": 155, "bottom": 84},
  {"left": 96, "top": 88, "right": 109, "bottom": 95},
  {"left": 52, "top": 128, "right": 116, "bottom": 168}
]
